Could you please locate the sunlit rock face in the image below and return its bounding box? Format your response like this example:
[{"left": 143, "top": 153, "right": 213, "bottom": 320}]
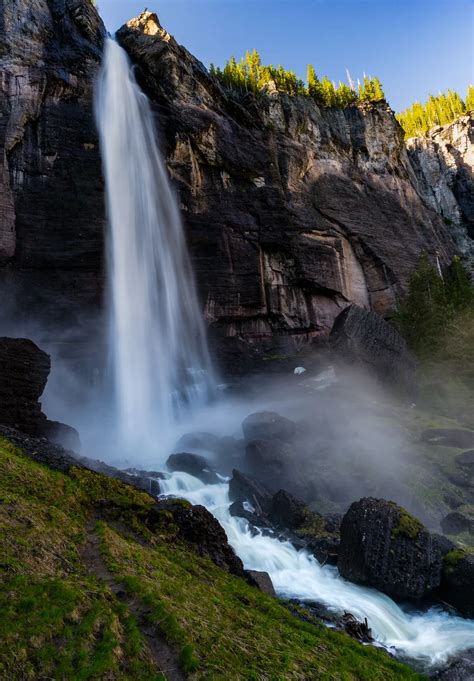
[
  {"left": 406, "top": 114, "right": 474, "bottom": 266},
  {"left": 117, "top": 11, "right": 458, "bottom": 367},
  {"left": 0, "top": 0, "right": 106, "bottom": 361}
]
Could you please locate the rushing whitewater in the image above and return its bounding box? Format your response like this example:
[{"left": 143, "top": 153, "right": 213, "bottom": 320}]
[
  {"left": 160, "top": 472, "right": 474, "bottom": 666},
  {"left": 95, "top": 39, "right": 215, "bottom": 448}
]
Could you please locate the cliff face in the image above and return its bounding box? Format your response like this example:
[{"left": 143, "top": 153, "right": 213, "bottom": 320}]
[
  {"left": 406, "top": 114, "right": 474, "bottom": 267},
  {"left": 0, "top": 0, "right": 105, "bottom": 358},
  {"left": 117, "top": 12, "right": 458, "bottom": 366},
  {"left": 0, "top": 6, "right": 467, "bottom": 374}
]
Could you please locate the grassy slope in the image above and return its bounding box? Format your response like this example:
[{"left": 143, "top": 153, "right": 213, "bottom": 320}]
[{"left": 0, "top": 437, "right": 422, "bottom": 680}]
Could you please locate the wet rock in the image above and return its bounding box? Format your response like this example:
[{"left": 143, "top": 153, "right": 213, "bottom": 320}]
[
  {"left": 440, "top": 512, "right": 474, "bottom": 535},
  {"left": 456, "top": 449, "right": 474, "bottom": 469},
  {"left": 421, "top": 429, "right": 474, "bottom": 449},
  {"left": 443, "top": 494, "right": 465, "bottom": 510},
  {"left": 245, "top": 570, "right": 276, "bottom": 596},
  {"left": 148, "top": 499, "right": 244, "bottom": 576},
  {"left": 269, "top": 489, "right": 308, "bottom": 529},
  {"left": 431, "top": 648, "right": 474, "bottom": 680},
  {"left": 174, "top": 432, "right": 220, "bottom": 454},
  {"left": 440, "top": 553, "right": 474, "bottom": 618},
  {"left": 242, "top": 411, "right": 296, "bottom": 443},
  {"left": 244, "top": 439, "right": 292, "bottom": 489},
  {"left": 228, "top": 469, "right": 272, "bottom": 516},
  {"left": 329, "top": 305, "right": 416, "bottom": 388},
  {"left": 338, "top": 497, "right": 443, "bottom": 601},
  {"left": 166, "top": 452, "right": 220, "bottom": 484}
]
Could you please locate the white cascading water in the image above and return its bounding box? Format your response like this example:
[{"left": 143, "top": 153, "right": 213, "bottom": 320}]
[
  {"left": 160, "top": 472, "right": 474, "bottom": 666},
  {"left": 95, "top": 38, "right": 474, "bottom": 670},
  {"left": 95, "top": 39, "right": 215, "bottom": 449}
]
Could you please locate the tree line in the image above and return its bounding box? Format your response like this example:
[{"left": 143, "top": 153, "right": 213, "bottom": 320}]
[
  {"left": 396, "top": 85, "right": 474, "bottom": 138},
  {"left": 209, "top": 49, "right": 385, "bottom": 108}
]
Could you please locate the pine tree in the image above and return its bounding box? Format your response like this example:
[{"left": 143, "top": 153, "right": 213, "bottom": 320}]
[{"left": 466, "top": 84, "right": 474, "bottom": 111}]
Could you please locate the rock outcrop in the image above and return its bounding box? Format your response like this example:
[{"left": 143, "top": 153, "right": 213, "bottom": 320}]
[
  {"left": 407, "top": 114, "right": 474, "bottom": 267},
  {"left": 166, "top": 452, "right": 220, "bottom": 484},
  {"left": 338, "top": 497, "right": 443, "bottom": 601},
  {"left": 1, "top": 6, "right": 470, "bottom": 375},
  {"left": 0, "top": 337, "right": 78, "bottom": 447},
  {"left": 329, "top": 305, "right": 416, "bottom": 387},
  {"left": 0, "top": 0, "right": 106, "bottom": 372},
  {"left": 114, "top": 11, "right": 459, "bottom": 369},
  {"left": 440, "top": 552, "right": 474, "bottom": 618}
]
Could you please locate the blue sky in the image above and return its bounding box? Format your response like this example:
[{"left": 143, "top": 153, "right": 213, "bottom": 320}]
[{"left": 99, "top": 0, "right": 473, "bottom": 111}]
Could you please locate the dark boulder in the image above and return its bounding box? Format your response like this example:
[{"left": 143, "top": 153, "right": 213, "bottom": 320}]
[
  {"left": 166, "top": 452, "right": 220, "bottom": 484},
  {"left": 440, "top": 553, "right": 474, "bottom": 618},
  {"left": 456, "top": 449, "right": 474, "bottom": 469},
  {"left": 330, "top": 305, "right": 416, "bottom": 388},
  {"left": 431, "top": 649, "right": 474, "bottom": 680},
  {"left": 269, "top": 489, "right": 308, "bottom": 529},
  {"left": 38, "top": 420, "right": 81, "bottom": 451},
  {"left": 0, "top": 338, "right": 78, "bottom": 448},
  {"left": 441, "top": 512, "right": 474, "bottom": 535},
  {"left": 228, "top": 500, "right": 269, "bottom": 529},
  {"left": 0, "top": 338, "right": 50, "bottom": 435},
  {"left": 421, "top": 429, "right": 474, "bottom": 449},
  {"left": 245, "top": 570, "right": 276, "bottom": 596},
  {"left": 242, "top": 411, "right": 296, "bottom": 443},
  {"left": 338, "top": 497, "right": 443, "bottom": 601},
  {"left": 147, "top": 499, "right": 244, "bottom": 576},
  {"left": 174, "top": 432, "right": 220, "bottom": 454},
  {"left": 228, "top": 469, "right": 272, "bottom": 516},
  {"left": 244, "top": 439, "right": 292, "bottom": 489}
]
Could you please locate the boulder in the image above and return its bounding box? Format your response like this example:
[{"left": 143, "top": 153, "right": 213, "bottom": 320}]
[
  {"left": 269, "top": 489, "right": 308, "bottom": 529},
  {"left": 456, "top": 449, "right": 474, "bottom": 469},
  {"left": 166, "top": 452, "right": 220, "bottom": 484},
  {"left": 244, "top": 439, "right": 292, "bottom": 489},
  {"left": 0, "top": 338, "right": 80, "bottom": 448},
  {"left": 431, "top": 649, "right": 474, "bottom": 680},
  {"left": 421, "top": 429, "right": 474, "bottom": 449},
  {"left": 329, "top": 305, "right": 416, "bottom": 387},
  {"left": 242, "top": 411, "right": 296, "bottom": 443},
  {"left": 228, "top": 469, "right": 272, "bottom": 516},
  {"left": 440, "top": 553, "right": 474, "bottom": 618},
  {"left": 441, "top": 512, "right": 474, "bottom": 535},
  {"left": 0, "top": 338, "right": 50, "bottom": 435},
  {"left": 245, "top": 570, "right": 276, "bottom": 596},
  {"left": 338, "top": 497, "right": 443, "bottom": 601},
  {"left": 147, "top": 499, "right": 244, "bottom": 576},
  {"left": 174, "top": 432, "right": 220, "bottom": 454}
]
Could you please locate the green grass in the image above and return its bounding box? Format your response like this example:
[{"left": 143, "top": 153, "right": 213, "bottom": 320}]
[
  {"left": 0, "top": 436, "right": 422, "bottom": 680},
  {"left": 392, "top": 507, "right": 423, "bottom": 540}
]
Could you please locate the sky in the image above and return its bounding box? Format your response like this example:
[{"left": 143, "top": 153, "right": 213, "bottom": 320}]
[{"left": 98, "top": 0, "right": 474, "bottom": 112}]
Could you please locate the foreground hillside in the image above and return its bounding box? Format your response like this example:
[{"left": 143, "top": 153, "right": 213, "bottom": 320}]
[{"left": 0, "top": 435, "right": 420, "bottom": 680}]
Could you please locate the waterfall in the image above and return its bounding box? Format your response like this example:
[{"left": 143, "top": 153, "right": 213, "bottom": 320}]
[
  {"left": 95, "top": 39, "right": 215, "bottom": 450},
  {"left": 160, "top": 472, "right": 474, "bottom": 667}
]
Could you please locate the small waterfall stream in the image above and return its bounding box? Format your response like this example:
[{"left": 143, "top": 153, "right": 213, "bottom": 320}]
[
  {"left": 95, "top": 39, "right": 215, "bottom": 449},
  {"left": 95, "top": 38, "right": 474, "bottom": 671},
  {"left": 160, "top": 472, "right": 474, "bottom": 666}
]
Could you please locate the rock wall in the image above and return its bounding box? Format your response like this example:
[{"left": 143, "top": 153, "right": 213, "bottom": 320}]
[
  {"left": 0, "top": 6, "right": 467, "bottom": 375},
  {"left": 117, "top": 12, "right": 458, "bottom": 368},
  {"left": 406, "top": 114, "right": 474, "bottom": 268},
  {"left": 0, "top": 0, "right": 106, "bottom": 365}
]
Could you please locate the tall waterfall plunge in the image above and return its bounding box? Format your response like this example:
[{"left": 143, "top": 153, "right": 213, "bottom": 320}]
[{"left": 96, "top": 39, "right": 215, "bottom": 450}]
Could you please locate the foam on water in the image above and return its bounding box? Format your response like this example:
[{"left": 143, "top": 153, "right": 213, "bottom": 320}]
[{"left": 160, "top": 471, "right": 474, "bottom": 666}]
